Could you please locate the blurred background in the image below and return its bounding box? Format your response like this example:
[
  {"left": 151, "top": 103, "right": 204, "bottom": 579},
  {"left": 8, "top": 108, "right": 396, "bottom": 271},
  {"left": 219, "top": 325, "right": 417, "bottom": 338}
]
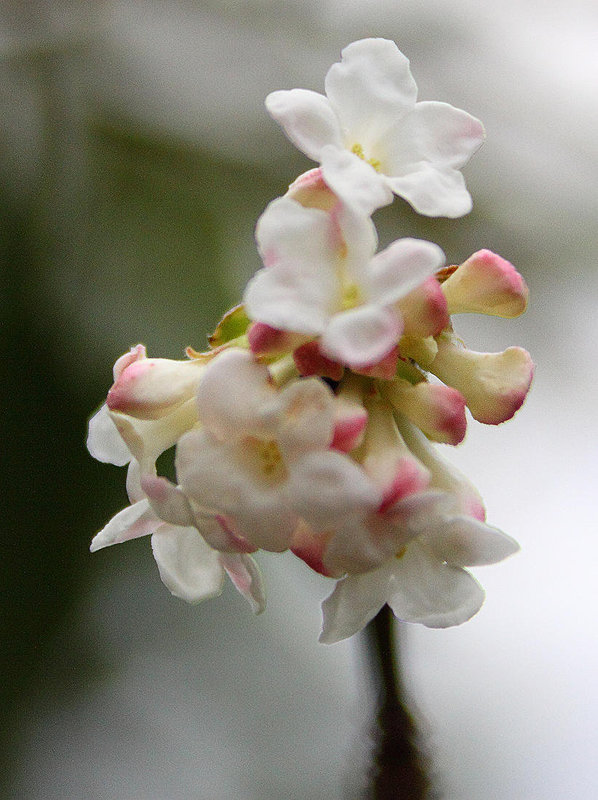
[{"left": 2, "top": 1, "right": 597, "bottom": 798}]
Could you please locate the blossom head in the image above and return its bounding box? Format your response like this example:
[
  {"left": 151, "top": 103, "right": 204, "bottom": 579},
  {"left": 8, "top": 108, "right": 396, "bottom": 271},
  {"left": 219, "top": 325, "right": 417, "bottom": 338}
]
[{"left": 266, "top": 38, "right": 485, "bottom": 217}]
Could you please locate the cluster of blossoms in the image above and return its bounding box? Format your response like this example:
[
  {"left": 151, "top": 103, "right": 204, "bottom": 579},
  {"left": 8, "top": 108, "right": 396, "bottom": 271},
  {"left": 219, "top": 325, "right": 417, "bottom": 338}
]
[{"left": 88, "top": 39, "right": 532, "bottom": 643}]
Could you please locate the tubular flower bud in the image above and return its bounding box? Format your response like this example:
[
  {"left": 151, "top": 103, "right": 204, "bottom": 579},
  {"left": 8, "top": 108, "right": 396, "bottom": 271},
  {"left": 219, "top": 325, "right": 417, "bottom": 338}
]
[
  {"left": 382, "top": 377, "right": 468, "bottom": 445},
  {"left": 441, "top": 249, "right": 529, "bottom": 317},
  {"left": 429, "top": 331, "right": 534, "bottom": 425}
]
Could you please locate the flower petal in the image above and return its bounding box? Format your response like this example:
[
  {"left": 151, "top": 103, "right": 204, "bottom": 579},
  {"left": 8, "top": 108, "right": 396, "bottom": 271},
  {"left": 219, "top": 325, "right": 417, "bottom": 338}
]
[
  {"left": 141, "top": 474, "right": 196, "bottom": 527},
  {"left": 245, "top": 262, "right": 333, "bottom": 335},
  {"left": 396, "top": 417, "right": 486, "bottom": 520},
  {"left": 151, "top": 525, "right": 224, "bottom": 603},
  {"left": 324, "top": 38, "right": 417, "bottom": 144},
  {"left": 197, "top": 350, "right": 279, "bottom": 441},
  {"left": 386, "top": 164, "right": 473, "bottom": 218},
  {"left": 383, "top": 101, "right": 485, "bottom": 175},
  {"left": 277, "top": 377, "right": 335, "bottom": 458},
  {"left": 397, "top": 276, "right": 449, "bottom": 338},
  {"left": 386, "top": 543, "right": 486, "bottom": 627},
  {"left": 176, "top": 429, "right": 297, "bottom": 552},
  {"left": 255, "top": 197, "right": 333, "bottom": 271},
  {"left": 109, "top": 398, "right": 198, "bottom": 471},
  {"left": 87, "top": 404, "right": 131, "bottom": 466},
  {"left": 384, "top": 378, "right": 467, "bottom": 445},
  {"left": 220, "top": 553, "right": 266, "bottom": 614},
  {"left": 289, "top": 450, "right": 380, "bottom": 528},
  {"left": 319, "top": 563, "right": 393, "bottom": 644},
  {"left": 424, "top": 516, "right": 520, "bottom": 567},
  {"left": 265, "top": 88, "right": 343, "bottom": 161},
  {"left": 320, "top": 305, "right": 402, "bottom": 369},
  {"left": 368, "top": 237, "right": 445, "bottom": 306},
  {"left": 90, "top": 499, "right": 160, "bottom": 552},
  {"left": 320, "top": 146, "right": 393, "bottom": 215}
]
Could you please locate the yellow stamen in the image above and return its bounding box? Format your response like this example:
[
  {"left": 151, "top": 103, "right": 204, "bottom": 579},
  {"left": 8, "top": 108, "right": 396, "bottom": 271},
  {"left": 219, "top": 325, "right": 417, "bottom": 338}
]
[
  {"left": 351, "top": 142, "right": 381, "bottom": 172},
  {"left": 341, "top": 282, "right": 363, "bottom": 310},
  {"left": 258, "top": 440, "right": 283, "bottom": 476},
  {"left": 395, "top": 546, "right": 406, "bottom": 560}
]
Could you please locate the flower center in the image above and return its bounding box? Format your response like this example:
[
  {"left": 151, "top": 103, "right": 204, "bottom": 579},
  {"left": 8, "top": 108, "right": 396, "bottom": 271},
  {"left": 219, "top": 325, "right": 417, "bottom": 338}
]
[
  {"left": 351, "top": 142, "right": 381, "bottom": 172},
  {"left": 257, "top": 439, "right": 284, "bottom": 477},
  {"left": 341, "top": 281, "right": 363, "bottom": 310},
  {"left": 395, "top": 546, "right": 406, "bottom": 560}
]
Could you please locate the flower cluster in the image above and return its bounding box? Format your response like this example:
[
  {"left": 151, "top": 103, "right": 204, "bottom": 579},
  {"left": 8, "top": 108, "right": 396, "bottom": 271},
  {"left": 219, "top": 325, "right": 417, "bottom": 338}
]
[{"left": 88, "top": 39, "right": 532, "bottom": 643}]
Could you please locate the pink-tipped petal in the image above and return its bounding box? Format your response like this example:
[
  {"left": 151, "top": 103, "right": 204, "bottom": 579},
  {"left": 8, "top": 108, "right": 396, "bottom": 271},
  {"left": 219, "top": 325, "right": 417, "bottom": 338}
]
[
  {"left": 397, "top": 276, "right": 449, "bottom": 337},
  {"left": 396, "top": 417, "right": 486, "bottom": 520},
  {"left": 141, "top": 475, "right": 196, "bottom": 527},
  {"left": 359, "top": 396, "right": 430, "bottom": 503},
  {"left": 442, "top": 250, "right": 529, "bottom": 318},
  {"left": 430, "top": 333, "right": 534, "bottom": 425}
]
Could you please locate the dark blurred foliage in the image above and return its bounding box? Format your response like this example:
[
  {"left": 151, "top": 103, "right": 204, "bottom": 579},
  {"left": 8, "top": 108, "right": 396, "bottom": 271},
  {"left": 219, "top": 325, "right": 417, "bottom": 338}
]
[{"left": 1, "top": 101, "right": 286, "bottom": 790}]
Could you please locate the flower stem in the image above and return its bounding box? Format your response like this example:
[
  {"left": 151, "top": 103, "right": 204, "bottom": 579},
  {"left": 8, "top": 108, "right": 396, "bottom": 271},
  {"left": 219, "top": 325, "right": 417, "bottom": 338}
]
[{"left": 360, "top": 605, "right": 432, "bottom": 799}]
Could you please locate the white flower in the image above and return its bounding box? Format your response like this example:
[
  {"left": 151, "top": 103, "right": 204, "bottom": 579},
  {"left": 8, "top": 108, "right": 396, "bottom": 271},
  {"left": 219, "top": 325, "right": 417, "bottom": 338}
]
[
  {"left": 266, "top": 38, "right": 485, "bottom": 217},
  {"left": 175, "top": 349, "right": 381, "bottom": 552},
  {"left": 90, "top": 496, "right": 265, "bottom": 612},
  {"left": 244, "top": 196, "right": 444, "bottom": 370},
  {"left": 319, "top": 420, "right": 520, "bottom": 643}
]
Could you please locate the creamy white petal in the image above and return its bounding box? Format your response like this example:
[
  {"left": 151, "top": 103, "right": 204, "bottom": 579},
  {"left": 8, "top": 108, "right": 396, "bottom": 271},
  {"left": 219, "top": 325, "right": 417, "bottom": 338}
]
[
  {"left": 320, "top": 146, "right": 393, "bottom": 214},
  {"left": 320, "top": 562, "right": 394, "bottom": 644},
  {"left": 368, "top": 238, "right": 444, "bottom": 306},
  {"left": 196, "top": 350, "right": 279, "bottom": 441},
  {"left": 244, "top": 261, "right": 334, "bottom": 335},
  {"left": 325, "top": 38, "right": 417, "bottom": 144},
  {"left": 277, "top": 377, "right": 335, "bottom": 458},
  {"left": 176, "top": 429, "right": 297, "bottom": 552},
  {"left": 90, "top": 499, "right": 160, "bottom": 552},
  {"left": 87, "top": 404, "right": 130, "bottom": 466},
  {"left": 386, "top": 543, "right": 485, "bottom": 628},
  {"left": 109, "top": 397, "right": 198, "bottom": 472},
  {"left": 151, "top": 525, "right": 224, "bottom": 604},
  {"left": 141, "top": 474, "right": 196, "bottom": 527},
  {"left": 255, "top": 197, "right": 333, "bottom": 270},
  {"left": 383, "top": 101, "right": 484, "bottom": 175},
  {"left": 320, "top": 305, "right": 402, "bottom": 368},
  {"left": 265, "top": 88, "right": 343, "bottom": 160},
  {"left": 424, "top": 516, "right": 520, "bottom": 567},
  {"left": 289, "top": 450, "right": 380, "bottom": 528},
  {"left": 385, "top": 165, "right": 473, "bottom": 218},
  {"left": 396, "top": 417, "right": 486, "bottom": 520}
]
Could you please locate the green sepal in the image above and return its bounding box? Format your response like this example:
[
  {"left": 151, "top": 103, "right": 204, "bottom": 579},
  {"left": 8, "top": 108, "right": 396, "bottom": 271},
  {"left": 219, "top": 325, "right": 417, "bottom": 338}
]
[{"left": 208, "top": 304, "right": 251, "bottom": 349}]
